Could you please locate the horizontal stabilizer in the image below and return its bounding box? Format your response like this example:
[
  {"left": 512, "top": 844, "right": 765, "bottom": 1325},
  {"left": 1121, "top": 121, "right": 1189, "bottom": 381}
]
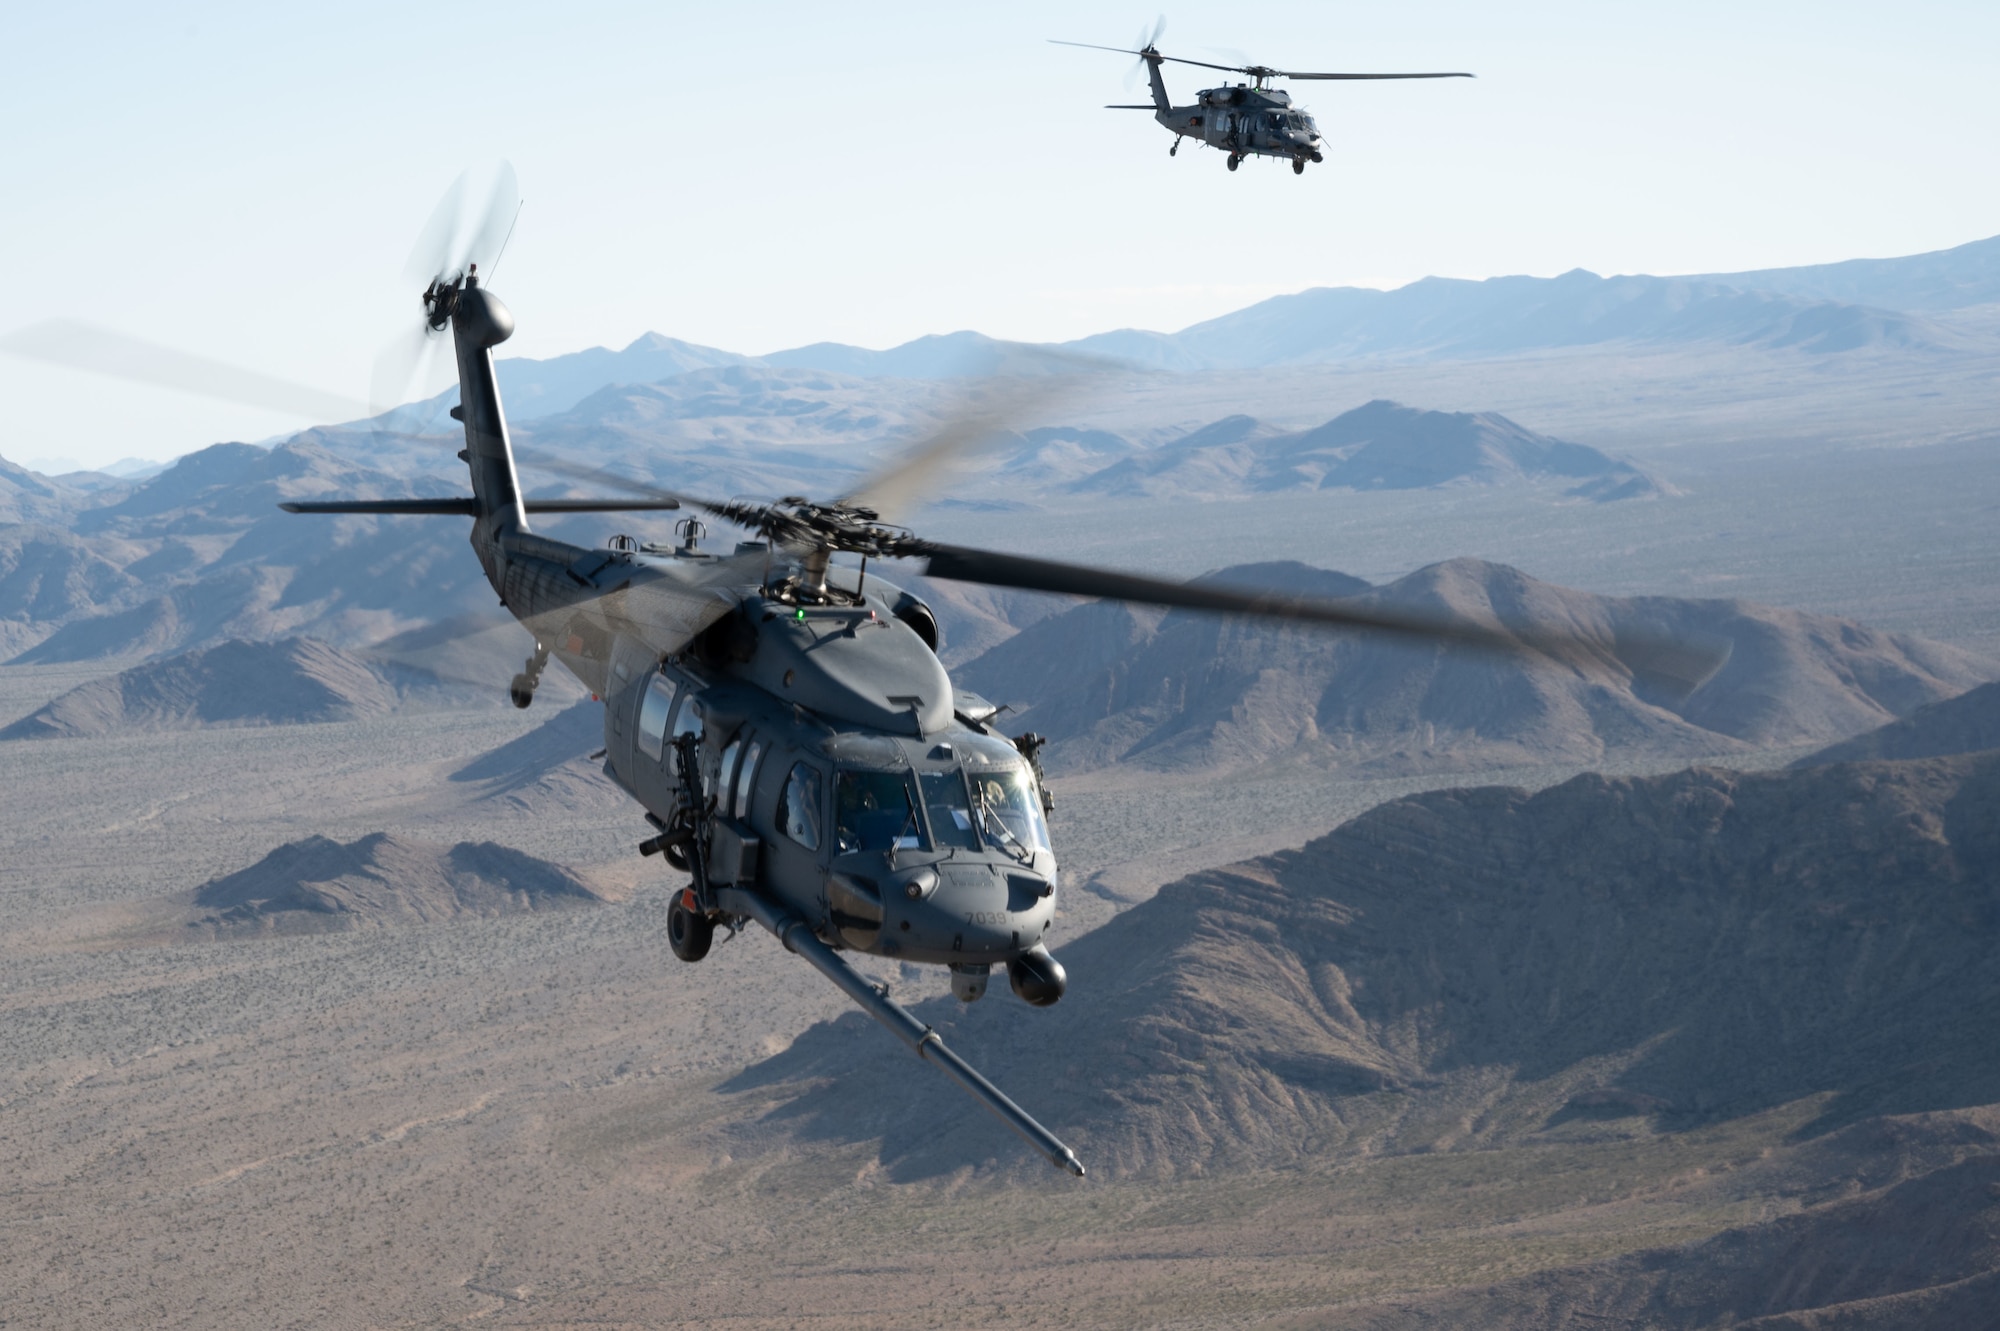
[
  {"left": 280, "top": 497, "right": 683, "bottom": 516},
  {"left": 1104, "top": 104, "right": 1159, "bottom": 109}
]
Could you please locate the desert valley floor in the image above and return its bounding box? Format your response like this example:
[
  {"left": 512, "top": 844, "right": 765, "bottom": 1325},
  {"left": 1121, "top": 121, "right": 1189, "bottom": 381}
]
[{"left": 6, "top": 648, "right": 1985, "bottom": 1330}]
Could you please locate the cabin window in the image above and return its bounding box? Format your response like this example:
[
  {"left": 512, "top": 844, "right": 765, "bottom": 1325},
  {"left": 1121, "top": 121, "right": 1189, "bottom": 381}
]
[
  {"left": 717, "top": 737, "right": 742, "bottom": 812},
  {"left": 734, "top": 740, "right": 762, "bottom": 819},
  {"left": 636, "top": 675, "right": 674, "bottom": 761},
  {"left": 671, "top": 693, "right": 703, "bottom": 743},
  {"left": 835, "top": 770, "right": 924, "bottom": 854},
  {"left": 780, "top": 762, "right": 823, "bottom": 851},
  {"left": 919, "top": 771, "right": 980, "bottom": 852}
]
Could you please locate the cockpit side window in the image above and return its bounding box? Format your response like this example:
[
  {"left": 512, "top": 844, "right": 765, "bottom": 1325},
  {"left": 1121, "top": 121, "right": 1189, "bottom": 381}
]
[
  {"left": 780, "top": 761, "right": 823, "bottom": 851},
  {"left": 835, "top": 770, "right": 925, "bottom": 854},
  {"left": 920, "top": 770, "right": 981, "bottom": 851}
]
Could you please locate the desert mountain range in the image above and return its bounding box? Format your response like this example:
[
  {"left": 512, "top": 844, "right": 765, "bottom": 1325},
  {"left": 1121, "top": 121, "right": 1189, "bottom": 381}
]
[
  {"left": 0, "top": 637, "right": 469, "bottom": 740},
  {"left": 0, "top": 394, "right": 1669, "bottom": 669},
  {"left": 5, "top": 230, "right": 2000, "bottom": 1326},
  {"left": 958, "top": 557, "right": 1993, "bottom": 773},
  {"left": 742, "top": 749, "right": 2000, "bottom": 1178},
  {"left": 721, "top": 746, "right": 2000, "bottom": 1319},
  {"left": 293, "top": 230, "right": 2000, "bottom": 431}
]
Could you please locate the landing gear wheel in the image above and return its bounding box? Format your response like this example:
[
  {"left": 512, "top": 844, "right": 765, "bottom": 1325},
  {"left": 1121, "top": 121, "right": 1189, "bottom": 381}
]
[
  {"left": 508, "top": 673, "right": 534, "bottom": 709},
  {"left": 1292, "top": 158, "right": 1306, "bottom": 176},
  {"left": 668, "top": 890, "right": 714, "bottom": 962},
  {"left": 1169, "top": 139, "right": 1179, "bottom": 157},
  {"left": 1226, "top": 154, "right": 1241, "bottom": 172}
]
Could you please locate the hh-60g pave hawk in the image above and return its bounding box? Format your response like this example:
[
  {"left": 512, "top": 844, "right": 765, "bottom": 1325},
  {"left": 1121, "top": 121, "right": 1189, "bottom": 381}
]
[
  {"left": 1055, "top": 18, "right": 1473, "bottom": 173},
  {"left": 6, "top": 168, "right": 1724, "bottom": 1178}
]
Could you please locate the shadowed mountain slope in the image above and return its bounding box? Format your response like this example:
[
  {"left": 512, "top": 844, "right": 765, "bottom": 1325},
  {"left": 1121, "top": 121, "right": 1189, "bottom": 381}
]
[
  {"left": 1338, "top": 1126, "right": 2000, "bottom": 1330},
  {"left": 0, "top": 637, "right": 466, "bottom": 739},
  {"left": 957, "top": 558, "right": 1993, "bottom": 773},
  {"left": 7, "top": 440, "right": 549, "bottom": 663},
  {"left": 728, "top": 752, "right": 2000, "bottom": 1185},
  {"left": 0, "top": 452, "right": 93, "bottom": 525},
  {"left": 1798, "top": 680, "right": 2000, "bottom": 767},
  {"left": 185, "top": 832, "right": 603, "bottom": 935}
]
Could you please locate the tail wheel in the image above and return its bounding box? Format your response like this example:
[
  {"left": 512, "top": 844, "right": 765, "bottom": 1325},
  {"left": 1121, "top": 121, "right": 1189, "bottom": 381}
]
[{"left": 668, "top": 889, "right": 714, "bottom": 963}]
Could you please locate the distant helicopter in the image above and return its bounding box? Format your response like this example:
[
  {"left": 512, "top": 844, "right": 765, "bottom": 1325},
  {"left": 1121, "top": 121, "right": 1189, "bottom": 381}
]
[
  {"left": 1054, "top": 19, "right": 1472, "bottom": 174},
  {"left": 5, "top": 169, "right": 1722, "bottom": 1177}
]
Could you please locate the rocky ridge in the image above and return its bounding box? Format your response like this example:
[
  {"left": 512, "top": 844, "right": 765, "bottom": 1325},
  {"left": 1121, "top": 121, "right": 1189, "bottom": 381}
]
[{"left": 959, "top": 557, "right": 1994, "bottom": 773}]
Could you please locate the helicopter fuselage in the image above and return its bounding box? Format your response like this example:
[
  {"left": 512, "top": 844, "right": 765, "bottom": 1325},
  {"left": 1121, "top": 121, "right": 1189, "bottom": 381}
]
[
  {"left": 1158, "top": 85, "right": 1324, "bottom": 167},
  {"left": 475, "top": 503, "right": 1066, "bottom": 1006},
  {"left": 605, "top": 568, "right": 1062, "bottom": 988}
]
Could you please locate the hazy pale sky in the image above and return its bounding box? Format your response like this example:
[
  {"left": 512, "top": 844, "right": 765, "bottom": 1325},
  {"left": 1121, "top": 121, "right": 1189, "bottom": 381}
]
[{"left": 4, "top": 0, "right": 1997, "bottom": 469}]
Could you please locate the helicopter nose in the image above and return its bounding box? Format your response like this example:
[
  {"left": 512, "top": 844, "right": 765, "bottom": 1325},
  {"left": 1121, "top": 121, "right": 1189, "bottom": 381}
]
[{"left": 892, "top": 862, "right": 1054, "bottom": 959}]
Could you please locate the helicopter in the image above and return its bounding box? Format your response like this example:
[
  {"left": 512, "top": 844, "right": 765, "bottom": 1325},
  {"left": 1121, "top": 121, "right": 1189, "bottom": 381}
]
[
  {"left": 1054, "top": 19, "right": 1472, "bottom": 174},
  {"left": 5, "top": 170, "right": 1723, "bottom": 1177}
]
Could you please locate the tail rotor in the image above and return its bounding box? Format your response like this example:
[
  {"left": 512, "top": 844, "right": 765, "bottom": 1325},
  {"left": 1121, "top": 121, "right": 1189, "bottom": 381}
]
[
  {"left": 370, "top": 162, "right": 521, "bottom": 418},
  {"left": 1123, "top": 14, "right": 1166, "bottom": 88}
]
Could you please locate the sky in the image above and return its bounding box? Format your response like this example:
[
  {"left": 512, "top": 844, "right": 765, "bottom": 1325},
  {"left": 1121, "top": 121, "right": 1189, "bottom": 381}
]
[{"left": 3, "top": 0, "right": 1997, "bottom": 470}]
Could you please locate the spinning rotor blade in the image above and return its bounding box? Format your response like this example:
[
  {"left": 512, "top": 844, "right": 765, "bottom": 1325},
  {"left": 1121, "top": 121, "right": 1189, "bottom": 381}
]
[
  {"left": 0, "top": 319, "right": 370, "bottom": 423},
  {"left": 1270, "top": 70, "right": 1474, "bottom": 80},
  {"left": 1049, "top": 38, "right": 1153, "bottom": 56},
  {"left": 908, "top": 543, "right": 1731, "bottom": 696},
  {"left": 510, "top": 449, "right": 724, "bottom": 514},
  {"left": 376, "top": 162, "right": 520, "bottom": 415},
  {"left": 369, "top": 320, "right": 452, "bottom": 419},
  {"left": 1115, "top": 50, "right": 1473, "bottom": 80},
  {"left": 401, "top": 161, "right": 520, "bottom": 286},
  {"left": 839, "top": 371, "right": 1095, "bottom": 525}
]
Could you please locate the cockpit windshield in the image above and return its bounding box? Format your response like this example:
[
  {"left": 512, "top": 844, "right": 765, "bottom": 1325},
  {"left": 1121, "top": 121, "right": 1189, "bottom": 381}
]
[
  {"left": 955, "top": 734, "right": 1052, "bottom": 859},
  {"left": 968, "top": 766, "right": 1050, "bottom": 862},
  {"left": 920, "top": 770, "right": 981, "bottom": 851},
  {"left": 835, "top": 769, "right": 924, "bottom": 854}
]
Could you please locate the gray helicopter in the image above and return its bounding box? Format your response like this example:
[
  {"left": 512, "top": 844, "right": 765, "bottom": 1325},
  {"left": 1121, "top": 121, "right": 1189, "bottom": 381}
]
[
  {"left": 8, "top": 171, "right": 1722, "bottom": 1177},
  {"left": 1055, "top": 19, "right": 1472, "bottom": 173}
]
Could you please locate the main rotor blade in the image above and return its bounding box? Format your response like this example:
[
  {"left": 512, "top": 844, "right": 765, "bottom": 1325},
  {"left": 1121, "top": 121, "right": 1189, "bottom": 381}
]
[
  {"left": 1152, "top": 52, "right": 1256, "bottom": 74},
  {"left": 1276, "top": 70, "right": 1474, "bottom": 80},
  {"left": 510, "top": 449, "right": 727, "bottom": 513},
  {"left": 1049, "top": 38, "right": 1151, "bottom": 56},
  {"left": 909, "top": 543, "right": 1732, "bottom": 695},
  {"left": 0, "top": 320, "right": 370, "bottom": 423},
  {"left": 838, "top": 370, "right": 1095, "bottom": 525}
]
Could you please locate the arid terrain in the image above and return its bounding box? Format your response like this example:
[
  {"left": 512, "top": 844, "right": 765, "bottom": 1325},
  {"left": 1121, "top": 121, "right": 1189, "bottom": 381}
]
[
  {"left": 4, "top": 641, "right": 1995, "bottom": 1329},
  {"left": 6, "top": 237, "right": 2000, "bottom": 1328}
]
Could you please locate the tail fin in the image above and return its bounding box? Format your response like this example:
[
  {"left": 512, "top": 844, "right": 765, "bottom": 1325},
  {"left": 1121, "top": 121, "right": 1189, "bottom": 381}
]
[
  {"left": 1144, "top": 53, "right": 1171, "bottom": 113},
  {"left": 448, "top": 274, "right": 529, "bottom": 545}
]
